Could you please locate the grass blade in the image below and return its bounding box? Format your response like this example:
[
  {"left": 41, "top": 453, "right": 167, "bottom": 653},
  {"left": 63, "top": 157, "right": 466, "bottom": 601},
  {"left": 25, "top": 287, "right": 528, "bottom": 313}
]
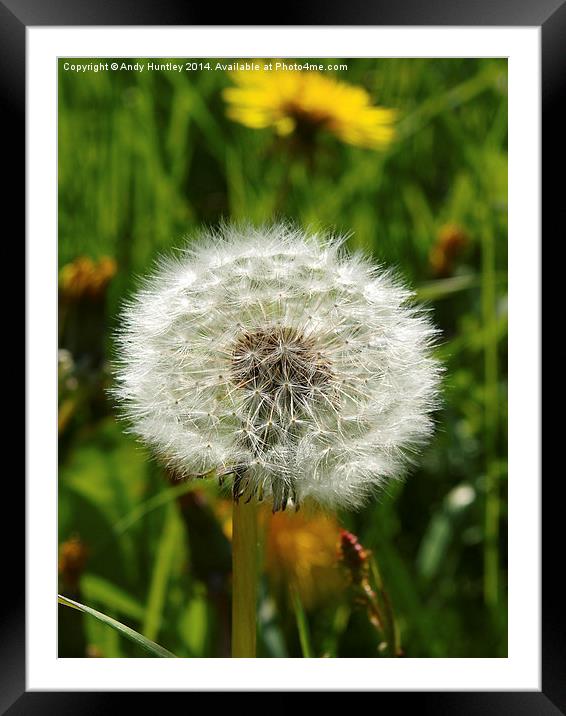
[
  {"left": 290, "top": 586, "right": 313, "bottom": 658},
  {"left": 81, "top": 574, "right": 145, "bottom": 621},
  {"left": 480, "top": 216, "right": 500, "bottom": 608},
  {"left": 112, "top": 477, "right": 209, "bottom": 536},
  {"left": 142, "top": 503, "right": 182, "bottom": 642},
  {"left": 58, "top": 594, "right": 176, "bottom": 658}
]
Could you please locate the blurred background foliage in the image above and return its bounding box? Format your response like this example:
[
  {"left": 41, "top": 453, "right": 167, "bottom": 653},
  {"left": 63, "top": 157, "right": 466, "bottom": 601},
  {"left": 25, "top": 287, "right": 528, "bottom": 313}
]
[{"left": 58, "top": 58, "right": 508, "bottom": 658}]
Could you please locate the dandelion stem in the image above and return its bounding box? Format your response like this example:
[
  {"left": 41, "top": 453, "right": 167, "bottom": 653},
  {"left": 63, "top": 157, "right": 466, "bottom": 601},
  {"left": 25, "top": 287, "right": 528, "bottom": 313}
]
[{"left": 231, "top": 499, "right": 258, "bottom": 657}]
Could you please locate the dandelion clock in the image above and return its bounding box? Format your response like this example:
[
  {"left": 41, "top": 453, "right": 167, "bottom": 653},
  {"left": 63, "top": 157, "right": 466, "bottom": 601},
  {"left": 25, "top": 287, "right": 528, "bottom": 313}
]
[{"left": 113, "top": 224, "right": 441, "bottom": 656}]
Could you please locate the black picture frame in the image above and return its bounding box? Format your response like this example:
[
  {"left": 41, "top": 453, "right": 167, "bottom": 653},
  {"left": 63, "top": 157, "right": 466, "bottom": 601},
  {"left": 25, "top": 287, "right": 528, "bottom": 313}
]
[{"left": 11, "top": 0, "right": 556, "bottom": 711}]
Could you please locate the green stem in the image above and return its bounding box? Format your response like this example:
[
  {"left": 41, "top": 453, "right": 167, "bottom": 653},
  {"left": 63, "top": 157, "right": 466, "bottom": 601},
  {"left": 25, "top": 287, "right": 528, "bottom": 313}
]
[
  {"left": 481, "top": 218, "right": 500, "bottom": 608},
  {"left": 291, "top": 585, "right": 313, "bottom": 658},
  {"left": 231, "top": 500, "right": 258, "bottom": 657}
]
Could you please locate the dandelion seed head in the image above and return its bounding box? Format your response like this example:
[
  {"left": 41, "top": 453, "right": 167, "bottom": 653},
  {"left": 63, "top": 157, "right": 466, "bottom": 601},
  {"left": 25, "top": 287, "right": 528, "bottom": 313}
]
[{"left": 113, "top": 224, "right": 441, "bottom": 511}]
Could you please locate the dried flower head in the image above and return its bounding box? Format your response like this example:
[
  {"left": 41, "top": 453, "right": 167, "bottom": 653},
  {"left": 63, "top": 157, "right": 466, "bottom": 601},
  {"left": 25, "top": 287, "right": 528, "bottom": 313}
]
[{"left": 113, "top": 225, "right": 440, "bottom": 511}]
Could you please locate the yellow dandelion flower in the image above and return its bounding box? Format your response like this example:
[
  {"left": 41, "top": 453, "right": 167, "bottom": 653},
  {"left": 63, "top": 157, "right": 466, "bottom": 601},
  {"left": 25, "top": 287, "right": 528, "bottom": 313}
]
[
  {"left": 59, "top": 256, "right": 117, "bottom": 301},
  {"left": 223, "top": 67, "right": 396, "bottom": 150},
  {"left": 264, "top": 509, "right": 344, "bottom": 608}
]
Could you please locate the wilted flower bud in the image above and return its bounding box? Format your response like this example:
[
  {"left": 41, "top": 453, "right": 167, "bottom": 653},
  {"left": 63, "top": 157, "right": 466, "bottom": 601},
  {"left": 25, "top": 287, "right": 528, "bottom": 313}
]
[
  {"left": 58, "top": 535, "right": 89, "bottom": 591},
  {"left": 429, "top": 223, "right": 470, "bottom": 278},
  {"left": 339, "top": 528, "right": 371, "bottom": 586}
]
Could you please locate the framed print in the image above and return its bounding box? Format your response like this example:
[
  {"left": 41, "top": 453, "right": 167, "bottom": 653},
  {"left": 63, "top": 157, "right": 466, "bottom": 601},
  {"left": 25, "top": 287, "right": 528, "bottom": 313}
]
[{"left": 10, "top": 0, "right": 557, "bottom": 710}]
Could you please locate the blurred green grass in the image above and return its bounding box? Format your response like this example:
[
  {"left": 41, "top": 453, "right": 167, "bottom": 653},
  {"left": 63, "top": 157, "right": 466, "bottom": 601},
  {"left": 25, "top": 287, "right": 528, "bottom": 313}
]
[{"left": 58, "top": 57, "right": 508, "bottom": 658}]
